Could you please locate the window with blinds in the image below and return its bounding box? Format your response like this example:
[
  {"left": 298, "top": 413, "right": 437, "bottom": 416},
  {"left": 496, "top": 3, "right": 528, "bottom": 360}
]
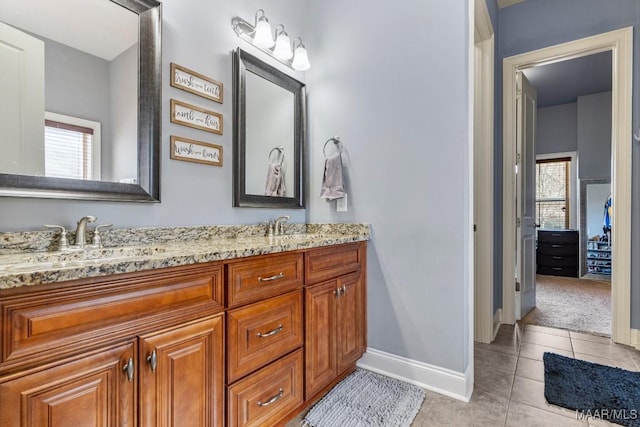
[
  {"left": 44, "top": 116, "right": 98, "bottom": 180},
  {"left": 536, "top": 157, "right": 571, "bottom": 229}
]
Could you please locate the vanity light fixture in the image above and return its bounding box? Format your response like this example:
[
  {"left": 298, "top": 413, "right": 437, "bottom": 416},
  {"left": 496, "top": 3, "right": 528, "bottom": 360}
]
[{"left": 232, "top": 10, "right": 310, "bottom": 71}]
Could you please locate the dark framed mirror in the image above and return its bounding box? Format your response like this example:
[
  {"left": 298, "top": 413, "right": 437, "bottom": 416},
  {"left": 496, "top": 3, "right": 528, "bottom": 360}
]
[
  {"left": 0, "top": 0, "right": 161, "bottom": 202},
  {"left": 232, "top": 48, "right": 306, "bottom": 208}
]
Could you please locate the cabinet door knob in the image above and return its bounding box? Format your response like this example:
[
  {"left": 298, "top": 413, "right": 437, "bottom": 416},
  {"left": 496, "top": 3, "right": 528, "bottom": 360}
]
[
  {"left": 122, "top": 358, "right": 134, "bottom": 382},
  {"left": 257, "top": 388, "right": 284, "bottom": 407},
  {"left": 146, "top": 350, "right": 157, "bottom": 373}
]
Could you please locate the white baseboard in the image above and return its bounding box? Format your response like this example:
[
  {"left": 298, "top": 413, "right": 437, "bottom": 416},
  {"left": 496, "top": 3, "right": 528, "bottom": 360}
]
[
  {"left": 630, "top": 329, "right": 640, "bottom": 350},
  {"left": 357, "top": 348, "right": 472, "bottom": 402},
  {"left": 493, "top": 308, "right": 503, "bottom": 340}
]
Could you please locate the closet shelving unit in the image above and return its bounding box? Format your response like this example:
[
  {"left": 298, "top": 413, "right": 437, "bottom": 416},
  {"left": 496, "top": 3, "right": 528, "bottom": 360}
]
[{"left": 586, "top": 240, "right": 611, "bottom": 275}]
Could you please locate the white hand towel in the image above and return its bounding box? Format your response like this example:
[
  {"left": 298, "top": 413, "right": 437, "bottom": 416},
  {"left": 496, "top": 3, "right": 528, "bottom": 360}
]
[
  {"left": 320, "top": 153, "right": 345, "bottom": 200},
  {"left": 265, "top": 162, "right": 286, "bottom": 197}
]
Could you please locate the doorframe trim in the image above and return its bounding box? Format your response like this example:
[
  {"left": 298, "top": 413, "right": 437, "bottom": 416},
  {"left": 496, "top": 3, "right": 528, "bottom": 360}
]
[
  {"left": 501, "top": 27, "right": 632, "bottom": 344},
  {"left": 473, "top": 0, "right": 495, "bottom": 344}
]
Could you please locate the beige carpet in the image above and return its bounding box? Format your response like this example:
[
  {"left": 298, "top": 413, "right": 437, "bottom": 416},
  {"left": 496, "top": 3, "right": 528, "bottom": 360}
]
[{"left": 521, "top": 274, "right": 611, "bottom": 336}]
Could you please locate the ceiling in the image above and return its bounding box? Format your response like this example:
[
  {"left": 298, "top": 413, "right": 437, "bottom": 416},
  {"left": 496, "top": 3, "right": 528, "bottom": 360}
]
[
  {"left": 522, "top": 51, "right": 612, "bottom": 108},
  {"left": 0, "top": 0, "right": 138, "bottom": 61}
]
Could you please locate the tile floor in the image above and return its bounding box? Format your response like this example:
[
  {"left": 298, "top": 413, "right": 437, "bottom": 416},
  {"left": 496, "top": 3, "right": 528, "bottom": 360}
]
[{"left": 288, "top": 323, "right": 640, "bottom": 426}]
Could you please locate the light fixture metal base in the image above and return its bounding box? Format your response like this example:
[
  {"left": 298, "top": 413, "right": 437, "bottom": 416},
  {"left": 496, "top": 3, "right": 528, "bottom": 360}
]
[{"left": 232, "top": 16, "right": 300, "bottom": 71}]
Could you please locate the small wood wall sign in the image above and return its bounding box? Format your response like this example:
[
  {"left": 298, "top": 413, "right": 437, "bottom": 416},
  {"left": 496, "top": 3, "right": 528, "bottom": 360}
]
[
  {"left": 170, "top": 63, "right": 223, "bottom": 103},
  {"left": 170, "top": 136, "right": 223, "bottom": 166},
  {"left": 170, "top": 99, "right": 223, "bottom": 135}
]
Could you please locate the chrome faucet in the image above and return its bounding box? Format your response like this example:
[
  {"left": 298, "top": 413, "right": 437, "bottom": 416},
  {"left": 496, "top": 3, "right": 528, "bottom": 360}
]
[
  {"left": 75, "top": 215, "right": 97, "bottom": 246},
  {"left": 274, "top": 215, "right": 291, "bottom": 236}
]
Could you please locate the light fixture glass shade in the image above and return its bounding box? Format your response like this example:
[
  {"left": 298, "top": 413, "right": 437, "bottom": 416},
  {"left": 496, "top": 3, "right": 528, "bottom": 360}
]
[
  {"left": 254, "top": 18, "right": 274, "bottom": 48},
  {"left": 273, "top": 32, "right": 293, "bottom": 60},
  {"left": 292, "top": 45, "right": 311, "bottom": 71}
]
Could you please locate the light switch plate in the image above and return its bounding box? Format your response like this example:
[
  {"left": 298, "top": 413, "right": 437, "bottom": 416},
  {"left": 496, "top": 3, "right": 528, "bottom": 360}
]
[{"left": 337, "top": 194, "right": 348, "bottom": 212}]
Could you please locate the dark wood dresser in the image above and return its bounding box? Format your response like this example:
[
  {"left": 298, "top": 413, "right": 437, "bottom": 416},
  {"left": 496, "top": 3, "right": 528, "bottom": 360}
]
[{"left": 536, "top": 230, "right": 579, "bottom": 277}]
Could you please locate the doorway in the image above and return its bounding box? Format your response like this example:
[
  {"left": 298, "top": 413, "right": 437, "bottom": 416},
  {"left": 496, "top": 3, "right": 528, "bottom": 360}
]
[{"left": 501, "top": 28, "right": 633, "bottom": 344}]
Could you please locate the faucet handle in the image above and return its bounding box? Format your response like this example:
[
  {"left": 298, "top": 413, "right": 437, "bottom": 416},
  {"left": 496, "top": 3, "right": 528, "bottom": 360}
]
[
  {"left": 264, "top": 220, "right": 275, "bottom": 237},
  {"left": 43, "top": 224, "right": 69, "bottom": 248},
  {"left": 92, "top": 224, "right": 113, "bottom": 247}
]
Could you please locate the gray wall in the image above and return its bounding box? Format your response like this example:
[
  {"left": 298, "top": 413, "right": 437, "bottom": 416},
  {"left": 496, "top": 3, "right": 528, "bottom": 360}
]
[
  {"left": 493, "top": 0, "right": 640, "bottom": 327},
  {"left": 305, "top": 0, "right": 472, "bottom": 373},
  {"left": 109, "top": 44, "right": 138, "bottom": 183},
  {"left": 0, "top": 0, "right": 307, "bottom": 232},
  {"left": 536, "top": 103, "right": 577, "bottom": 155},
  {"left": 577, "top": 91, "right": 612, "bottom": 180}
]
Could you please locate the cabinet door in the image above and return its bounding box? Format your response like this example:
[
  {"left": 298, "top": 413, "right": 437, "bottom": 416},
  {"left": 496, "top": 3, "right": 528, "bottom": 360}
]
[
  {"left": 0, "top": 341, "right": 136, "bottom": 427},
  {"left": 337, "top": 272, "right": 365, "bottom": 372},
  {"left": 139, "top": 315, "right": 224, "bottom": 427},
  {"left": 304, "top": 280, "right": 338, "bottom": 399}
]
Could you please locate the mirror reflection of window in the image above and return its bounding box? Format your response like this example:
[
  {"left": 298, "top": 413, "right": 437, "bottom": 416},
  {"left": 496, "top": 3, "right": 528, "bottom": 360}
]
[{"left": 44, "top": 113, "right": 101, "bottom": 181}]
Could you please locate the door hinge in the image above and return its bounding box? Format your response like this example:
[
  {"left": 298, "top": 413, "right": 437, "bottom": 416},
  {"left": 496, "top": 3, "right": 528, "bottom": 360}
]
[
  {"left": 515, "top": 281, "right": 521, "bottom": 292},
  {"left": 516, "top": 218, "right": 521, "bottom": 227},
  {"left": 516, "top": 153, "right": 521, "bottom": 164},
  {"left": 473, "top": 224, "right": 477, "bottom": 232},
  {"left": 516, "top": 89, "right": 522, "bottom": 100}
]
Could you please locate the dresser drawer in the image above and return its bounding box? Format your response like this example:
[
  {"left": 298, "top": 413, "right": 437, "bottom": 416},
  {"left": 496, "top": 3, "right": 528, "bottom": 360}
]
[
  {"left": 227, "top": 291, "right": 303, "bottom": 383},
  {"left": 536, "top": 254, "right": 577, "bottom": 268},
  {"left": 538, "top": 230, "right": 578, "bottom": 244},
  {"left": 537, "top": 265, "right": 578, "bottom": 277},
  {"left": 305, "top": 242, "right": 365, "bottom": 285},
  {"left": 537, "top": 242, "right": 578, "bottom": 256},
  {"left": 227, "top": 349, "right": 304, "bottom": 427},
  {"left": 226, "top": 252, "right": 303, "bottom": 308}
]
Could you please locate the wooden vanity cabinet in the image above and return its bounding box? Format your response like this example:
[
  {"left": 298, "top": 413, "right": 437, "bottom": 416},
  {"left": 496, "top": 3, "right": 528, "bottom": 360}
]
[
  {"left": 304, "top": 243, "right": 366, "bottom": 400},
  {"left": 0, "top": 263, "right": 225, "bottom": 427}
]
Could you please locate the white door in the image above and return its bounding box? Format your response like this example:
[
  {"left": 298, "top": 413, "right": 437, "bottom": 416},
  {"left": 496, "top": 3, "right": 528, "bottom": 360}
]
[
  {"left": 516, "top": 72, "right": 537, "bottom": 320},
  {"left": 0, "top": 22, "right": 45, "bottom": 175}
]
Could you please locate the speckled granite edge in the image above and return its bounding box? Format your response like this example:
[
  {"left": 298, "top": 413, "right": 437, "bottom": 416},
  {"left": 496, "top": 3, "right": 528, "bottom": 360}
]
[
  {"left": 0, "top": 223, "right": 371, "bottom": 289},
  {"left": 0, "top": 223, "right": 318, "bottom": 255}
]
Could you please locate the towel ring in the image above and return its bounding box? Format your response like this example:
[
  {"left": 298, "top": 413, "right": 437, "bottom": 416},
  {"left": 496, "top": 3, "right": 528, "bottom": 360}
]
[
  {"left": 269, "top": 146, "right": 285, "bottom": 165},
  {"left": 323, "top": 136, "right": 342, "bottom": 158}
]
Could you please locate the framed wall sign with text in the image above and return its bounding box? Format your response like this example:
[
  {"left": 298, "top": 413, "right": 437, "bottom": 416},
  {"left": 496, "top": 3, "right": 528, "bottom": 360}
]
[
  {"left": 170, "top": 63, "right": 223, "bottom": 103},
  {"left": 170, "top": 136, "right": 223, "bottom": 167},
  {"left": 170, "top": 99, "right": 223, "bottom": 135}
]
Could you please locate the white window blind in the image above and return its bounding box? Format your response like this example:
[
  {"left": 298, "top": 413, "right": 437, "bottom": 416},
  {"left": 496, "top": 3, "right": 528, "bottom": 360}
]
[
  {"left": 44, "top": 119, "right": 94, "bottom": 180},
  {"left": 536, "top": 157, "right": 571, "bottom": 229}
]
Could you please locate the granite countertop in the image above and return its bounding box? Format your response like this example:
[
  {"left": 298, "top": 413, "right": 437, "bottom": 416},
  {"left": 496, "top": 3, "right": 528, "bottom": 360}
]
[{"left": 0, "top": 224, "right": 370, "bottom": 290}]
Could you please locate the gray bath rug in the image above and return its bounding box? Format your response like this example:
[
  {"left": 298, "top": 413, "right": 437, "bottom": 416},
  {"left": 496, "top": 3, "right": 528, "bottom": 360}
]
[{"left": 303, "top": 369, "right": 425, "bottom": 427}]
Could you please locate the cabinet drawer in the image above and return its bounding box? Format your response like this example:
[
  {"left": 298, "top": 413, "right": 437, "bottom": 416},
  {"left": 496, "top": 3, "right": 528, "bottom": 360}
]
[
  {"left": 227, "top": 349, "right": 303, "bottom": 427},
  {"left": 226, "top": 253, "right": 303, "bottom": 308},
  {"left": 305, "top": 242, "right": 365, "bottom": 285},
  {"left": 538, "top": 230, "right": 578, "bottom": 244},
  {"left": 536, "top": 254, "right": 577, "bottom": 268},
  {"left": 0, "top": 264, "right": 223, "bottom": 370},
  {"left": 537, "top": 265, "right": 578, "bottom": 277},
  {"left": 537, "top": 242, "right": 577, "bottom": 256},
  {"left": 227, "top": 291, "right": 303, "bottom": 383}
]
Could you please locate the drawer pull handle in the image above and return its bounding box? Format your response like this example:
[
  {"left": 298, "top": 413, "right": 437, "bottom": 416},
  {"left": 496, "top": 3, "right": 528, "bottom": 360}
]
[
  {"left": 258, "top": 388, "right": 284, "bottom": 407},
  {"left": 552, "top": 245, "right": 563, "bottom": 248},
  {"left": 146, "top": 350, "right": 157, "bottom": 373},
  {"left": 122, "top": 358, "right": 134, "bottom": 382},
  {"left": 553, "top": 267, "right": 563, "bottom": 271},
  {"left": 552, "top": 233, "right": 562, "bottom": 236},
  {"left": 257, "top": 324, "right": 283, "bottom": 338},
  {"left": 552, "top": 256, "right": 562, "bottom": 260},
  {"left": 258, "top": 272, "right": 284, "bottom": 282}
]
